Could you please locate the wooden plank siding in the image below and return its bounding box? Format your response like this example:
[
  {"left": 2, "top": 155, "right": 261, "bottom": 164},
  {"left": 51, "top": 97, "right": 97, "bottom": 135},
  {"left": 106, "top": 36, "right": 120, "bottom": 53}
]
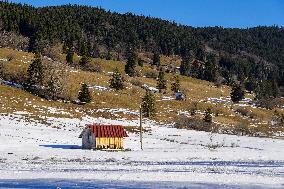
[{"left": 96, "top": 137, "right": 124, "bottom": 149}]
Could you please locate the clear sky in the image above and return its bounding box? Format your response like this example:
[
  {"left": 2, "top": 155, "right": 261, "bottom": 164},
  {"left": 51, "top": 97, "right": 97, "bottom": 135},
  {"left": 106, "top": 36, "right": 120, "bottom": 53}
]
[{"left": 8, "top": 0, "right": 284, "bottom": 28}]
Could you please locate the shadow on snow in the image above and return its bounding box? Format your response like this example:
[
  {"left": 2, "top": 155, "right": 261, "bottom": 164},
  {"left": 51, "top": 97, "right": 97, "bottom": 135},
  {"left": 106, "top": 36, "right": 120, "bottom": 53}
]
[
  {"left": 39, "top": 144, "right": 81, "bottom": 149},
  {"left": 0, "top": 179, "right": 282, "bottom": 189}
]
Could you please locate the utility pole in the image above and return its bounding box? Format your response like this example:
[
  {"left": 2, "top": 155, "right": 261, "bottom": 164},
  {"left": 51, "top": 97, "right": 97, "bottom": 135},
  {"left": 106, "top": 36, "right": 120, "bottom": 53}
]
[{"left": 139, "top": 104, "right": 143, "bottom": 150}]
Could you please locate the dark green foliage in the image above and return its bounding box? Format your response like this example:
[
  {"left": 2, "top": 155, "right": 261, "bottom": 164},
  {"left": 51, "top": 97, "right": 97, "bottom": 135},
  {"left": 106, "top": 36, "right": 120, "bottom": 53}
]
[
  {"left": 231, "top": 85, "right": 245, "bottom": 103},
  {"left": 180, "top": 56, "right": 191, "bottom": 76},
  {"left": 195, "top": 48, "right": 206, "bottom": 62},
  {"left": 138, "top": 58, "right": 144, "bottom": 67},
  {"left": 125, "top": 49, "right": 137, "bottom": 77},
  {"left": 27, "top": 53, "right": 43, "bottom": 87},
  {"left": 106, "top": 51, "right": 112, "bottom": 60},
  {"left": 171, "top": 75, "right": 180, "bottom": 93},
  {"left": 109, "top": 68, "right": 124, "bottom": 90},
  {"left": 245, "top": 79, "right": 257, "bottom": 93},
  {"left": 152, "top": 52, "right": 160, "bottom": 67},
  {"left": 256, "top": 79, "right": 279, "bottom": 99},
  {"left": 204, "top": 54, "right": 217, "bottom": 82},
  {"left": 204, "top": 108, "right": 212, "bottom": 123},
  {"left": 66, "top": 50, "right": 74, "bottom": 64},
  {"left": 78, "top": 83, "right": 92, "bottom": 103},
  {"left": 79, "top": 55, "right": 91, "bottom": 68},
  {"left": 0, "top": 2, "right": 283, "bottom": 97},
  {"left": 157, "top": 70, "right": 167, "bottom": 92},
  {"left": 142, "top": 91, "right": 156, "bottom": 118}
]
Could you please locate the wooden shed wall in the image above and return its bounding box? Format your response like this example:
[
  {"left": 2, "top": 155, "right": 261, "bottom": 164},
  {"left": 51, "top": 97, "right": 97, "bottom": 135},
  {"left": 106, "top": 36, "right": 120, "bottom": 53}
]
[{"left": 96, "top": 137, "right": 124, "bottom": 149}]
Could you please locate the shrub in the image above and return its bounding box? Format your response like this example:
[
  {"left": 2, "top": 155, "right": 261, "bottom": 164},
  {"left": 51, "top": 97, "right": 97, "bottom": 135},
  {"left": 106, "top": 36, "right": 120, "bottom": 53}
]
[
  {"left": 256, "top": 98, "right": 281, "bottom": 110},
  {"left": 42, "top": 43, "right": 62, "bottom": 61},
  {"left": 130, "top": 79, "right": 143, "bottom": 87},
  {"left": 233, "top": 124, "right": 251, "bottom": 136},
  {"left": 214, "top": 76, "right": 226, "bottom": 87},
  {"left": 175, "top": 116, "right": 216, "bottom": 132},
  {"left": 6, "top": 54, "right": 15, "bottom": 61},
  {"left": 144, "top": 70, "right": 158, "bottom": 79},
  {"left": 83, "top": 61, "right": 102, "bottom": 73},
  {"left": 204, "top": 108, "right": 213, "bottom": 123},
  {"left": 189, "top": 101, "right": 198, "bottom": 116},
  {"left": 171, "top": 75, "right": 180, "bottom": 93},
  {"left": 235, "top": 107, "right": 251, "bottom": 117}
]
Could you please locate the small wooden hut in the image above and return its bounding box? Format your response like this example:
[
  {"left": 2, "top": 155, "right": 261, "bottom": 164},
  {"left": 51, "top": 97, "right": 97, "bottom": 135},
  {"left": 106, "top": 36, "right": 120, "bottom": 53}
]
[{"left": 80, "top": 124, "right": 128, "bottom": 150}]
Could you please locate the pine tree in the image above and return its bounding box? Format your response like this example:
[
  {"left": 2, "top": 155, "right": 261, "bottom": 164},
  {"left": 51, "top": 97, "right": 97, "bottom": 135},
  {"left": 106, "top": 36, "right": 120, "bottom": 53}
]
[
  {"left": 196, "top": 48, "right": 206, "bottom": 62},
  {"left": 142, "top": 91, "right": 156, "bottom": 118},
  {"left": 180, "top": 56, "right": 191, "bottom": 76},
  {"left": 138, "top": 58, "right": 144, "bottom": 67},
  {"left": 204, "top": 54, "right": 217, "bottom": 82},
  {"left": 27, "top": 53, "right": 43, "bottom": 88},
  {"left": 125, "top": 49, "right": 137, "bottom": 77},
  {"left": 231, "top": 85, "right": 245, "bottom": 103},
  {"left": 109, "top": 68, "right": 124, "bottom": 90},
  {"left": 157, "top": 70, "right": 167, "bottom": 92},
  {"left": 152, "top": 52, "right": 160, "bottom": 67},
  {"left": 106, "top": 51, "right": 112, "bottom": 60},
  {"left": 245, "top": 78, "right": 257, "bottom": 93},
  {"left": 78, "top": 83, "right": 92, "bottom": 103},
  {"left": 66, "top": 49, "right": 74, "bottom": 64},
  {"left": 204, "top": 108, "right": 212, "bottom": 123},
  {"left": 79, "top": 55, "right": 91, "bottom": 68},
  {"left": 171, "top": 75, "right": 180, "bottom": 93}
]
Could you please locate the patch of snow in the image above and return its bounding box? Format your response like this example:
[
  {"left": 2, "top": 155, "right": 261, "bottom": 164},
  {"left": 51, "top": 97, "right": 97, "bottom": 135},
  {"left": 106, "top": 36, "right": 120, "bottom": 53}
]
[
  {"left": 142, "top": 84, "right": 159, "bottom": 93},
  {"left": 88, "top": 85, "right": 111, "bottom": 91},
  {"left": 0, "top": 58, "right": 8, "bottom": 62},
  {"left": 161, "top": 96, "right": 175, "bottom": 101}
]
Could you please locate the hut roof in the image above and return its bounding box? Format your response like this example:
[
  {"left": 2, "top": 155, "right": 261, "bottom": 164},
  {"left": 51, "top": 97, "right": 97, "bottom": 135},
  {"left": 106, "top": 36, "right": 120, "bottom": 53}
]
[{"left": 86, "top": 124, "right": 128, "bottom": 138}]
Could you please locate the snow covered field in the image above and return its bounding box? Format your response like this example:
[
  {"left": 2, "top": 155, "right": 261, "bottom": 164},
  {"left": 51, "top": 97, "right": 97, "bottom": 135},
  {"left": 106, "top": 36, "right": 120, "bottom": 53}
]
[{"left": 0, "top": 113, "right": 283, "bottom": 188}]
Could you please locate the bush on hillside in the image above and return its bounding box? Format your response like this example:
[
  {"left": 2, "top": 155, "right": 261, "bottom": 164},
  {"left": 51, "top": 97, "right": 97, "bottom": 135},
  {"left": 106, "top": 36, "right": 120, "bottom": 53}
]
[
  {"left": 175, "top": 116, "right": 217, "bottom": 132},
  {"left": 144, "top": 70, "right": 158, "bottom": 79},
  {"left": 130, "top": 79, "right": 143, "bottom": 87},
  {"left": 235, "top": 107, "right": 252, "bottom": 117}
]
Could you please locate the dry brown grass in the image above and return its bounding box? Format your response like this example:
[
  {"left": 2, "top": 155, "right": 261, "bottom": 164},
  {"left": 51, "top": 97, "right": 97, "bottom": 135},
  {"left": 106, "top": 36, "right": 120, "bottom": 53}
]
[{"left": 1, "top": 47, "right": 283, "bottom": 136}]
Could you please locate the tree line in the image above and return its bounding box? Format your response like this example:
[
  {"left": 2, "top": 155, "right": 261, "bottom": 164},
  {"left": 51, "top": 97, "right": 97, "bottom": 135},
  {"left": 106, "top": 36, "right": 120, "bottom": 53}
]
[{"left": 0, "top": 1, "right": 283, "bottom": 99}]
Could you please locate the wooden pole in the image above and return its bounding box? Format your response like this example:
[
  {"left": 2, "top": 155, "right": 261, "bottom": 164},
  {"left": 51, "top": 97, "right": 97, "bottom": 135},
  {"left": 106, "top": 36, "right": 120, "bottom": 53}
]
[{"left": 139, "top": 105, "right": 143, "bottom": 150}]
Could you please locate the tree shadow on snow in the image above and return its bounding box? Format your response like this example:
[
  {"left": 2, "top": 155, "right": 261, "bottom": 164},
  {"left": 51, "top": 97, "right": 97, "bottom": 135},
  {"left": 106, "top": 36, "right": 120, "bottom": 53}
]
[{"left": 39, "top": 144, "right": 81, "bottom": 149}]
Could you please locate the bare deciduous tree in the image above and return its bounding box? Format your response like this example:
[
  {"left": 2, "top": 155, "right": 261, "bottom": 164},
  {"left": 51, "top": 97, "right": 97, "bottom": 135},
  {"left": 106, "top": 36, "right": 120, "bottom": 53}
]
[
  {"left": 42, "top": 43, "right": 63, "bottom": 61},
  {"left": 0, "top": 31, "right": 29, "bottom": 50},
  {"left": 42, "top": 61, "right": 70, "bottom": 100}
]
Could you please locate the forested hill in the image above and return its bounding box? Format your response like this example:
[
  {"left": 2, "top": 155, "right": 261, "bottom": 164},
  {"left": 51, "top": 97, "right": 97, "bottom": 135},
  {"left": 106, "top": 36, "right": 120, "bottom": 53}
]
[{"left": 0, "top": 1, "right": 284, "bottom": 94}]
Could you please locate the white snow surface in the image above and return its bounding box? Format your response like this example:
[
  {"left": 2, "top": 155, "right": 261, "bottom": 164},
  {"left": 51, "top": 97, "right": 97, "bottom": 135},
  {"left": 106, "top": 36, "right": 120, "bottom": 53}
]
[{"left": 0, "top": 113, "right": 283, "bottom": 187}]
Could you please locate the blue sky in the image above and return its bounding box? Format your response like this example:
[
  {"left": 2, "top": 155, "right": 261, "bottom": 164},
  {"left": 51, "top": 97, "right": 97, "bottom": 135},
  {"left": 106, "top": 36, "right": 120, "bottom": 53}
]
[{"left": 8, "top": 0, "right": 284, "bottom": 28}]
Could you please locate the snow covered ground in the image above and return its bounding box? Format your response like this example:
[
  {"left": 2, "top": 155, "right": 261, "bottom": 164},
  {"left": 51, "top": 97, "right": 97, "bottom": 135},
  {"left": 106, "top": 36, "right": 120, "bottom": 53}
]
[{"left": 0, "top": 113, "right": 283, "bottom": 188}]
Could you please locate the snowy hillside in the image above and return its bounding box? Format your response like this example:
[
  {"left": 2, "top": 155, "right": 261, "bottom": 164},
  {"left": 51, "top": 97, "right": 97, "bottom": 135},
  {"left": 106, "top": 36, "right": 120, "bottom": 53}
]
[{"left": 0, "top": 113, "right": 283, "bottom": 188}]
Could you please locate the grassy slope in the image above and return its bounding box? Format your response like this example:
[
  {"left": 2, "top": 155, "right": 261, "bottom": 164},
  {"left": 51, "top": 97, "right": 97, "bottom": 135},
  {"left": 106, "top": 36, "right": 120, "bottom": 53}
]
[{"left": 0, "top": 48, "right": 283, "bottom": 135}]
